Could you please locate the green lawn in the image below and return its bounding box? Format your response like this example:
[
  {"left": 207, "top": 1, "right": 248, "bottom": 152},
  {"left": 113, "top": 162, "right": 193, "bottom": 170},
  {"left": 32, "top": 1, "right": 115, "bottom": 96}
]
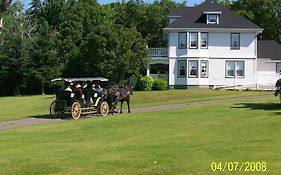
[
  {"left": 0, "top": 97, "right": 281, "bottom": 174},
  {"left": 0, "top": 89, "right": 272, "bottom": 122}
]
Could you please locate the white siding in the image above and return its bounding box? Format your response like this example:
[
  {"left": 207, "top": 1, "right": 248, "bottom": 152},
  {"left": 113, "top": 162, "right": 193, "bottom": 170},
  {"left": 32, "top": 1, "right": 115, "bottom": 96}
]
[
  {"left": 169, "top": 32, "right": 179, "bottom": 58},
  {"left": 257, "top": 59, "right": 281, "bottom": 86},
  {"left": 167, "top": 30, "right": 260, "bottom": 87},
  {"left": 169, "top": 58, "right": 187, "bottom": 86},
  {"left": 168, "top": 31, "right": 257, "bottom": 59},
  {"left": 169, "top": 58, "right": 256, "bottom": 87},
  {"left": 209, "top": 58, "right": 256, "bottom": 86}
]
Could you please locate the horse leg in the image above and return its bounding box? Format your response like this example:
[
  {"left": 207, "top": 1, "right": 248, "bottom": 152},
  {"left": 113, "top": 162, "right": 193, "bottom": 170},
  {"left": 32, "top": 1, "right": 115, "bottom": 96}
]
[
  {"left": 120, "top": 101, "right": 123, "bottom": 114},
  {"left": 127, "top": 100, "right": 131, "bottom": 113}
]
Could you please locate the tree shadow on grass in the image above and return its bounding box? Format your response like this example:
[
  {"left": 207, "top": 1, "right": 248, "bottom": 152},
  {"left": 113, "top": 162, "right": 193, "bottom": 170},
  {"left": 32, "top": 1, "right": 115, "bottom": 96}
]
[{"left": 232, "top": 103, "right": 281, "bottom": 111}]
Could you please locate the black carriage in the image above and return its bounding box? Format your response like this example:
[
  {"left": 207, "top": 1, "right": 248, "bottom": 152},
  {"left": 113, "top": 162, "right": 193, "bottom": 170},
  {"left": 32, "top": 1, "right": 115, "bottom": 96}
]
[{"left": 50, "top": 77, "right": 110, "bottom": 120}]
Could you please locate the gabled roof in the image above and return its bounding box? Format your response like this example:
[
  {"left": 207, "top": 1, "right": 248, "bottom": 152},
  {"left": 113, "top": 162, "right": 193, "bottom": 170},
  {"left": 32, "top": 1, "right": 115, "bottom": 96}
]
[
  {"left": 257, "top": 40, "right": 281, "bottom": 59},
  {"left": 165, "top": 0, "right": 262, "bottom": 30}
]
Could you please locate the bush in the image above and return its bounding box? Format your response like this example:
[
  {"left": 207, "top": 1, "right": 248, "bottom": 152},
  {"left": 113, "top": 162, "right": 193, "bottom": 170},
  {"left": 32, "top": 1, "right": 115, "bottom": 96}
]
[
  {"left": 137, "top": 75, "right": 154, "bottom": 91},
  {"left": 152, "top": 78, "right": 167, "bottom": 91}
]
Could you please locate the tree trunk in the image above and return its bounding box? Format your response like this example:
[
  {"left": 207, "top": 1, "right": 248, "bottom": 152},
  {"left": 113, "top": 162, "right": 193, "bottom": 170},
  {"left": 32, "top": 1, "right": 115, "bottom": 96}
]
[
  {"left": 41, "top": 80, "right": 45, "bottom": 95},
  {"left": 13, "top": 85, "right": 20, "bottom": 96}
]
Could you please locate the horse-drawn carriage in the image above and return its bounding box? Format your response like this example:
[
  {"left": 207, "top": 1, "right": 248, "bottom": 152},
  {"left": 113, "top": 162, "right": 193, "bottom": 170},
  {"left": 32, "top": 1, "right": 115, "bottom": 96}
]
[{"left": 50, "top": 77, "right": 110, "bottom": 120}]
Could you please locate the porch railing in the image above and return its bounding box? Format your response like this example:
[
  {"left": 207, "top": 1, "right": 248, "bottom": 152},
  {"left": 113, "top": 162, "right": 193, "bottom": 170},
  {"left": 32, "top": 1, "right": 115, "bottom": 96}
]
[{"left": 148, "top": 47, "right": 168, "bottom": 57}]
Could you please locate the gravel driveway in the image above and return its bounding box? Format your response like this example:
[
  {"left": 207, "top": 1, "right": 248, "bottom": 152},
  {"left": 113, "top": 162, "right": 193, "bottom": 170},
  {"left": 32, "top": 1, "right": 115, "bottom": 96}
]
[{"left": 0, "top": 94, "right": 273, "bottom": 131}]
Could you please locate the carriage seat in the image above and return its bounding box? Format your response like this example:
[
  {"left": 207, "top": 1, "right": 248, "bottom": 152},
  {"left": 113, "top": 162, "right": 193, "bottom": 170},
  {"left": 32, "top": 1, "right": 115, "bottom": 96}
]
[{"left": 55, "top": 89, "right": 72, "bottom": 100}]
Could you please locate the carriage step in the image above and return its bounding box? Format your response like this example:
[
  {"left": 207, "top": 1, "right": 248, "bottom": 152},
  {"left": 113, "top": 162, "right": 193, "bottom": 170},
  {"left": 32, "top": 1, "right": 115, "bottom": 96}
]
[
  {"left": 81, "top": 107, "right": 96, "bottom": 110},
  {"left": 82, "top": 111, "right": 98, "bottom": 114}
]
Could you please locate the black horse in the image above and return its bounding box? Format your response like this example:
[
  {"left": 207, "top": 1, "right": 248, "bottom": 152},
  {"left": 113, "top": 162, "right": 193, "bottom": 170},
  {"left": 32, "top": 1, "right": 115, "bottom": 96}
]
[{"left": 105, "top": 85, "right": 133, "bottom": 114}]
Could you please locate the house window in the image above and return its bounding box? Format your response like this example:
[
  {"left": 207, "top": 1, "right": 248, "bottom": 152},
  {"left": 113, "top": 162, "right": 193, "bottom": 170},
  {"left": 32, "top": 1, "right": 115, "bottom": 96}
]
[
  {"left": 189, "top": 32, "right": 198, "bottom": 49},
  {"left": 276, "top": 63, "right": 281, "bottom": 73},
  {"left": 189, "top": 60, "right": 198, "bottom": 78},
  {"left": 226, "top": 61, "right": 244, "bottom": 78},
  {"left": 201, "top": 32, "right": 208, "bottom": 48},
  {"left": 236, "top": 61, "right": 244, "bottom": 77},
  {"left": 231, "top": 33, "right": 240, "bottom": 50},
  {"left": 207, "top": 14, "right": 218, "bottom": 24},
  {"left": 178, "top": 32, "right": 187, "bottom": 49},
  {"left": 178, "top": 60, "right": 187, "bottom": 78},
  {"left": 201, "top": 60, "right": 208, "bottom": 78}
]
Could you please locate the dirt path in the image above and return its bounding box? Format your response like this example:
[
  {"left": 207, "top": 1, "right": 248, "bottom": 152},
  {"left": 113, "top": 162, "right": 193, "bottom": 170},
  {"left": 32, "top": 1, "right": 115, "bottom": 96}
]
[{"left": 0, "top": 94, "right": 273, "bottom": 131}]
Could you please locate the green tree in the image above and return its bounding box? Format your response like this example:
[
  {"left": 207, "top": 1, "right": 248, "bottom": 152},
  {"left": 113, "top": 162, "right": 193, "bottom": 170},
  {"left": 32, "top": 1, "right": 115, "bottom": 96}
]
[
  {"left": 28, "top": 19, "right": 61, "bottom": 95},
  {"left": 78, "top": 24, "right": 148, "bottom": 83},
  {"left": 231, "top": 0, "right": 281, "bottom": 41},
  {"left": 0, "top": 0, "right": 31, "bottom": 95},
  {"left": 111, "top": 0, "right": 185, "bottom": 47}
]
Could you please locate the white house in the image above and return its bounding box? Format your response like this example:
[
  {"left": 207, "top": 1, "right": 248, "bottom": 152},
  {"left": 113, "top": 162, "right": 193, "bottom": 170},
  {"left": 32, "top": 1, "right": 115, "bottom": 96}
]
[{"left": 148, "top": 0, "right": 281, "bottom": 89}]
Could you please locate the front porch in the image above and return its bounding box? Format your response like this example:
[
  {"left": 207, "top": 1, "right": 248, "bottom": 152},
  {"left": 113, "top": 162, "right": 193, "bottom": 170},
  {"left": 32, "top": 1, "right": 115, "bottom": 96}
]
[{"left": 147, "top": 47, "right": 168, "bottom": 79}]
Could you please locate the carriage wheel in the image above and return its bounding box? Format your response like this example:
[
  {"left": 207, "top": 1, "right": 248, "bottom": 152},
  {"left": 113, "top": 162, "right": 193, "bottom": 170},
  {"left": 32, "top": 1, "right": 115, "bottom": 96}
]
[
  {"left": 50, "top": 101, "right": 59, "bottom": 118},
  {"left": 71, "top": 101, "right": 82, "bottom": 120},
  {"left": 99, "top": 101, "right": 109, "bottom": 116}
]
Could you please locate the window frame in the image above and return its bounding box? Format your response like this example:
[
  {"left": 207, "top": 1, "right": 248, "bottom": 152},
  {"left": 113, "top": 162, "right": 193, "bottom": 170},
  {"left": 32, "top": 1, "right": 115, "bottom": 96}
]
[
  {"left": 207, "top": 14, "right": 218, "bottom": 24},
  {"left": 230, "top": 33, "right": 240, "bottom": 50},
  {"left": 189, "top": 32, "right": 198, "bottom": 49},
  {"left": 200, "top": 60, "right": 209, "bottom": 78},
  {"left": 188, "top": 60, "right": 199, "bottom": 78},
  {"left": 276, "top": 63, "right": 281, "bottom": 74},
  {"left": 235, "top": 61, "right": 245, "bottom": 77},
  {"left": 178, "top": 32, "right": 187, "bottom": 49},
  {"left": 200, "top": 32, "right": 208, "bottom": 49},
  {"left": 178, "top": 60, "right": 187, "bottom": 78},
  {"left": 225, "top": 60, "right": 245, "bottom": 78}
]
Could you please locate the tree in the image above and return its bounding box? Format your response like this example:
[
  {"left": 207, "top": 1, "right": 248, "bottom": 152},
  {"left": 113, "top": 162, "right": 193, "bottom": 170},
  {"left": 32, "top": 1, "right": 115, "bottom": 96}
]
[
  {"left": 230, "top": 0, "right": 281, "bottom": 41},
  {"left": 28, "top": 19, "right": 61, "bottom": 95},
  {"left": 0, "top": 0, "right": 31, "bottom": 95},
  {"left": 0, "top": 0, "right": 12, "bottom": 41},
  {"left": 77, "top": 24, "right": 148, "bottom": 83},
  {"left": 111, "top": 0, "right": 185, "bottom": 47}
]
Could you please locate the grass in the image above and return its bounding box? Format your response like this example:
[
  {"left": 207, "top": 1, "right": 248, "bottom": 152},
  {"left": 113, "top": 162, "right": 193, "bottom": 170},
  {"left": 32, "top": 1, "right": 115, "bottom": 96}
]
[
  {"left": 131, "top": 89, "right": 271, "bottom": 108},
  {"left": 0, "top": 89, "right": 272, "bottom": 122},
  {"left": 0, "top": 97, "right": 281, "bottom": 174}
]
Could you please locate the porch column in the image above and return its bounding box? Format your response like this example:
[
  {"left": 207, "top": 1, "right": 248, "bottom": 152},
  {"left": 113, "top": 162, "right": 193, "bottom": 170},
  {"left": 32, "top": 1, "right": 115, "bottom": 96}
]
[{"left": 146, "top": 63, "right": 150, "bottom": 75}]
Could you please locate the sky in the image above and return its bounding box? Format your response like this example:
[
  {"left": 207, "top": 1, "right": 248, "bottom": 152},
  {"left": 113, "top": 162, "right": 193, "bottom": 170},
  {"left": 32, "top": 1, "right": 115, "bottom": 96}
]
[{"left": 22, "top": 0, "right": 205, "bottom": 9}]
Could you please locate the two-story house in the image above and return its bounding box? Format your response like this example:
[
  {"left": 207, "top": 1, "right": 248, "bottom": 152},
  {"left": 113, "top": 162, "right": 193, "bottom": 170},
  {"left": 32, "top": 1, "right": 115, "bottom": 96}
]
[{"left": 148, "top": 0, "right": 281, "bottom": 89}]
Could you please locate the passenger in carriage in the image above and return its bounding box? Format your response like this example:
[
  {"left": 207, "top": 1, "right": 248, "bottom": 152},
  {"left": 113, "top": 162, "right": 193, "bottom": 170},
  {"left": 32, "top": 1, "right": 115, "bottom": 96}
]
[
  {"left": 65, "top": 83, "right": 72, "bottom": 92},
  {"left": 94, "top": 83, "right": 103, "bottom": 94},
  {"left": 75, "top": 83, "right": 86, "bottom": 104},
  {"left": 82, "top": 82, "right": 93, "bottom": 105}
]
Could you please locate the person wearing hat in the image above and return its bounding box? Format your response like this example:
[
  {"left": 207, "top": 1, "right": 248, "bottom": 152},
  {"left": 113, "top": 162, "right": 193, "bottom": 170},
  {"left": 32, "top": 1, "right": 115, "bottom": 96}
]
[{"left": 75, "top": 83, "right": 83, "bottom": 100}]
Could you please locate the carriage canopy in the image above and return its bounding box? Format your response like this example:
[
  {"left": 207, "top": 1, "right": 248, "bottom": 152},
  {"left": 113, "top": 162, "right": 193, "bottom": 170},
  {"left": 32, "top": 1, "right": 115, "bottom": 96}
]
[{"left": 51, "top": 77, "right": 109, "bottom": 83}]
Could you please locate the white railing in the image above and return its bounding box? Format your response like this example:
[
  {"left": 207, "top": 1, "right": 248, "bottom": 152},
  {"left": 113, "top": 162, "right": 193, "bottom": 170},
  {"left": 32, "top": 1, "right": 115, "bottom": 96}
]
[
  {"left": 214, "top": 84, "right": 276, "bottom": 91},
  {"left": 148, "top": 48, "right": 168, "bottom": 57}
]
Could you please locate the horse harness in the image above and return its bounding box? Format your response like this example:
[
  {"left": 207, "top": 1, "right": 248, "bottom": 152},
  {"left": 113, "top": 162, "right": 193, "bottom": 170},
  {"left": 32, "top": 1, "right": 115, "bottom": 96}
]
[{"left": 112, "top": 90, "right": 131, "bottom": 105}]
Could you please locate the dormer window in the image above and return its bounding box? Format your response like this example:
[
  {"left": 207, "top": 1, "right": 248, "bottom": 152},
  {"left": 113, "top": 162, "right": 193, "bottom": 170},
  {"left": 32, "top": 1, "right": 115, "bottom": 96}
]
[
  {"left": 204, "top": 11, "right": 222, "bottom": 24},
  {"left": 168, "top": 15, "right": 182, "bottom": 24},
  {"left": 208, "top": 14, "right": 218, "bottom": 24}
]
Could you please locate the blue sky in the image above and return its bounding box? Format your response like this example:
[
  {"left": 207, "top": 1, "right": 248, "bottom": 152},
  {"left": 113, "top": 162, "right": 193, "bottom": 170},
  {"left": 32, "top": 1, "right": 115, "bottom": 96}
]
[{"left": 22, "top": 0, "right": 205, "bottom": 9}]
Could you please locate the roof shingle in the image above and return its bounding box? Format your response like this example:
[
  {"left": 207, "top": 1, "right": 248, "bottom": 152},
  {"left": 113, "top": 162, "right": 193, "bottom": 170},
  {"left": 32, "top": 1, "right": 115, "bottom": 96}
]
[
  {"left": 165, "top": 0, "right": 262, "bottom": 29},
  {"left": 258, "top": 40, "right": 281, "bottom": 59}
]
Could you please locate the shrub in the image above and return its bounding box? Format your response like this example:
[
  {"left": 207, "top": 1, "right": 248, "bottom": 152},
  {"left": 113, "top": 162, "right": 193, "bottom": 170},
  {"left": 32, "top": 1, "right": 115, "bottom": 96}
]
[
  {"left": 137, "top": 75, "right": 154, "bottom": 91},
  {"left": 152, "top": 78, "right": 167, "bottom": 91}
]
